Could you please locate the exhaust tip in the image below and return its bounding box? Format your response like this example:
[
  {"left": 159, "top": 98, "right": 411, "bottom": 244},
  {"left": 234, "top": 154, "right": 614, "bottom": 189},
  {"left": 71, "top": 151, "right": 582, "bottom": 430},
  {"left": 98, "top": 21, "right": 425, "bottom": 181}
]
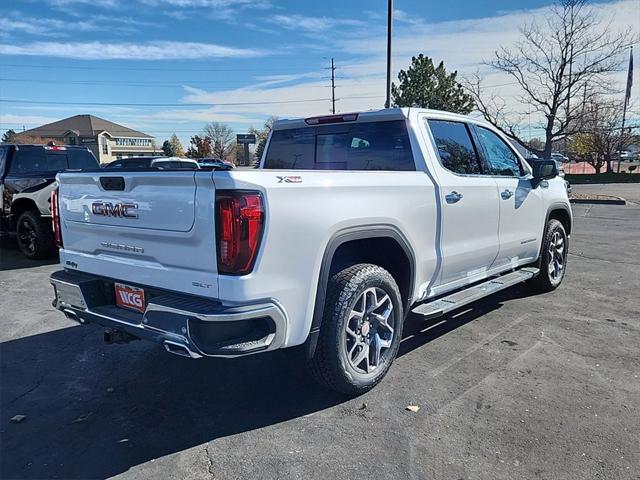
[
  {"left": 63, "top": 309, "right": 80, "bottom": 322},
  {"left": 163, "top": 341, "right": 199, "bottom": 358}
]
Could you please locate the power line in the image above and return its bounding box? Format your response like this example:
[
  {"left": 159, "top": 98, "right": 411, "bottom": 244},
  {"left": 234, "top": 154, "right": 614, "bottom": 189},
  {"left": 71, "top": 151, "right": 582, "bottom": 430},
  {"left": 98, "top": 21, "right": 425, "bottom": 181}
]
[
  {"left": 0, "top": 77, "right": 287, "bottom": 87},
  {"left": 0, "top": 94, "right": 385, "bottom": 108},
  {"left": 0, "top": 98, "right": 332, "bottom": 107},
  {"left": 0, "top": 63, "right": 318, "bottom": 73}
]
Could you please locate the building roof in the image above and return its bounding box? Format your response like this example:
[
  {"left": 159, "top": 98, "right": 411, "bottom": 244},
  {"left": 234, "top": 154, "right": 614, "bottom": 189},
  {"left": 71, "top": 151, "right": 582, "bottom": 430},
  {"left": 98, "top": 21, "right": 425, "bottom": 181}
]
[{"left": 23, "top": 114, "right": 154, "bottom": 139}]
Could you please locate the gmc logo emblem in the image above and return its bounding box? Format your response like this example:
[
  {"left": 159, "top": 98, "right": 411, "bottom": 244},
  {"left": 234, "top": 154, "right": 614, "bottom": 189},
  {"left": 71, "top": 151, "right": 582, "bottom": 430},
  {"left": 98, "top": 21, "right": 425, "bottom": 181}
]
[{"left": 91, "top": 202, "right": 138, "bottom": 218}]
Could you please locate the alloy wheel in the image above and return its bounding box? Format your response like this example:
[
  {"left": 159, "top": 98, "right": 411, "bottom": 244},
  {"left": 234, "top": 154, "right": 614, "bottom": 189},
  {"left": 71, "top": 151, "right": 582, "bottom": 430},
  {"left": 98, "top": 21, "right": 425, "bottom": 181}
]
[
  {"left": 18, "top": 218, "right": 37, "bottom": 255},
  {"left": 343, "top": 287, "right": 396, "bottom": 375},
  {"left": 548, "top": 230, "right": 566, "bottom": 281}
]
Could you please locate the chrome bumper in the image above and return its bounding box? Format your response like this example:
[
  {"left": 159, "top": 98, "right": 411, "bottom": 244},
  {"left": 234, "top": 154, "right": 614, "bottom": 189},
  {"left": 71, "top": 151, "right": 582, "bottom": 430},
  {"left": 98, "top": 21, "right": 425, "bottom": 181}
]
[{"left": 50, "top": 270, "right": 287, "bottom": 358}]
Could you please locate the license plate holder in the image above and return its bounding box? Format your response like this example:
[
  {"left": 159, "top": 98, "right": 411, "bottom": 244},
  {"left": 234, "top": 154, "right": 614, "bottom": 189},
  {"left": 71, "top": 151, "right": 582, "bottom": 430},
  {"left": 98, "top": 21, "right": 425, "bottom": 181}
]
[{"left": 114, "top": 282, "right": 146, "bottom": 314}]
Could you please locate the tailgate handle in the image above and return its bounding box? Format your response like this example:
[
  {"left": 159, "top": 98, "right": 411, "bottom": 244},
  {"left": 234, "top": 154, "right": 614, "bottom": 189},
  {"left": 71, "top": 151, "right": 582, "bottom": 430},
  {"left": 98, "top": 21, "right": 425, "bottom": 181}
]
[{"left": 100, "top": 177, "right": 125, "bottom": 191}]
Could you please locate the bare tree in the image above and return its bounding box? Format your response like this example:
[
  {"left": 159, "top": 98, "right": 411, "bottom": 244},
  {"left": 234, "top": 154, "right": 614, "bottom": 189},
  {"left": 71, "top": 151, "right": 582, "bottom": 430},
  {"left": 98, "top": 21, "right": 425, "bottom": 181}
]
[
  {"left": 203, "top": 121, "right": 234, "bottom": 159},
  {"left": 466, "top": 0, "right": 633, "bottom": 159},
  {"left": 569, "top": 97, "right": 631, "bottom": 173},
  {"left": 249, "top": 116, "right": 278, "bottom": 163}
]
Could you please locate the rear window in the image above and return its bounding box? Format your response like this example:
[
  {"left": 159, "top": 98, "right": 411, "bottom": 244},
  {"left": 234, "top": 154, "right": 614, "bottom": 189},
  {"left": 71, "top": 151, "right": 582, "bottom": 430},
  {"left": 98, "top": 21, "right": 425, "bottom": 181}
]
[
  {"left": 427, "top": 120, "right": 481, "bottom": 175},
  {"left": 8, "top": 147, "right": 97, "bottom": 174},
  {"left": 65, "top": 149, "right": 99, "bottom": 169},
  {"left": 263, "top": 120, "right": 415, "bottom": 171}
]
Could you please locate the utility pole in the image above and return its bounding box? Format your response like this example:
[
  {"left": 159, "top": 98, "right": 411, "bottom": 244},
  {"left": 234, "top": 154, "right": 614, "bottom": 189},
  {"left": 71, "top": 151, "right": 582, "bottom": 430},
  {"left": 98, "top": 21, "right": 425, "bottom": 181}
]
[
  {"left": 566, "top": 44, "right": 573, "bottom": 122},
  {"left": 330, "top": 58, "right": 336, "bottom": 114},
  {"left": 384, "top": 0, "right": 393, "bottom": 108}
]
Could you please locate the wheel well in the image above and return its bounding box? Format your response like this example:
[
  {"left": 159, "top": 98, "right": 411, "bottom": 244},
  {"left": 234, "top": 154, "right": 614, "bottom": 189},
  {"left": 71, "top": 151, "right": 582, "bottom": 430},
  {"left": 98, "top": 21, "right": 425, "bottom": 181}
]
[
  {"left": 329, "top": 236, "right": 413, "bottom": 309},
  {"left": 549, "top": 208, "right": 572, "bottom": 235},
  {"left": 10, "top": 198, "right": 39, "bottom": 228}
]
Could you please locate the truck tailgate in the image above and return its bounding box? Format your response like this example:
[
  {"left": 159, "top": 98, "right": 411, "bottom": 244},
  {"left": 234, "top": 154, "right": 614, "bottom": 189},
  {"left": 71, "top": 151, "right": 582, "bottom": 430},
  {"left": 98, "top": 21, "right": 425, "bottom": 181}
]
[{"left": 57, "top": 171, "right": 219, "bottom": 298}]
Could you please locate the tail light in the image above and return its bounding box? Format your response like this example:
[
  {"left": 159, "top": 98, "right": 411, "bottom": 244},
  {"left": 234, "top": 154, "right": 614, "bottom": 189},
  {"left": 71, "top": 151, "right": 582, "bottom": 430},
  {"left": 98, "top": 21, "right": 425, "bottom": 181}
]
[
  {"left": 51, "top": 187, "right": 63, "bottom": 248},
  {"left": 216, "top": 190, "right": 264, "bottom": 275}
]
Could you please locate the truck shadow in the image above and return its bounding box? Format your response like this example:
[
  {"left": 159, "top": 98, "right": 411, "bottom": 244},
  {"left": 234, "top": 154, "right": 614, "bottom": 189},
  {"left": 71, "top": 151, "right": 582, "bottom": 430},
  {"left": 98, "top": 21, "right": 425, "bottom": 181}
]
[
  {"left": 399, "top": 283, "right": 536, "bottom": 358},
  {"left": 1, "top": 285, "right": 532, "bottom": 480},
  {"left": 0, "top": 238, "right": 58, "bottom": 271}
]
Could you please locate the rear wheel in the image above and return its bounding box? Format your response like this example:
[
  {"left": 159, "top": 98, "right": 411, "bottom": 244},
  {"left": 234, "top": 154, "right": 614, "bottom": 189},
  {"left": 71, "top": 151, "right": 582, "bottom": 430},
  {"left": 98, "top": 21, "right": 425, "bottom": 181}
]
[
  {"left": 529, "top": 219, "right": 568, "bottom": 292},
  {"left": 15, "top": 210, "right": 55, "bottom": 260},
  {"left": 308, "top": 264, "right": 403, "bottom": 395}
]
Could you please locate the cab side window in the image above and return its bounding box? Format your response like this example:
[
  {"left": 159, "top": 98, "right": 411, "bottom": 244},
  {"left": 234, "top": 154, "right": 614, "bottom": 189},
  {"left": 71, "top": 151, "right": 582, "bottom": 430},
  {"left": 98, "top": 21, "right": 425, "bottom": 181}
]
[
  {"left": 9, "top": 148, "right": 47, "bottom": 174},
  {"left": 476, "top": 127, "right": 524, "bottom": 177},
  {"left": 427, "top": 120, "right": 482, "bottom": 175}
]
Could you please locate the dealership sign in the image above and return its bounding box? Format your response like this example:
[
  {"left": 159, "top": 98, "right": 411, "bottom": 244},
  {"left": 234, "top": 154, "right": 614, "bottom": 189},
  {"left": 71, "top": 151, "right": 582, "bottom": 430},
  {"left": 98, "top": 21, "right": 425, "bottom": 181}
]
[{"left": 237, "top": 134, "right": 256, "bottom": 144}]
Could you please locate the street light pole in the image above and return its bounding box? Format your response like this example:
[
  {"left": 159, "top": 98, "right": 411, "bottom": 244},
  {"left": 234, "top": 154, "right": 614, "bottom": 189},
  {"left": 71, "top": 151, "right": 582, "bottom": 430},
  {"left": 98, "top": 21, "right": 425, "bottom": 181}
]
[{"left": 385, "top": 0, "right": 393, "bottom": 108}]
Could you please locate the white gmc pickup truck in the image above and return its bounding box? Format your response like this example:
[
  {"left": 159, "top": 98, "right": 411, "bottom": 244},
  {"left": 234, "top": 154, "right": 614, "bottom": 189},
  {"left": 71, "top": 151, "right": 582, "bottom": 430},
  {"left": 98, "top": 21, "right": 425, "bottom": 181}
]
[{"left": 50, "top": 108, "right": 571, "bottom": 394}]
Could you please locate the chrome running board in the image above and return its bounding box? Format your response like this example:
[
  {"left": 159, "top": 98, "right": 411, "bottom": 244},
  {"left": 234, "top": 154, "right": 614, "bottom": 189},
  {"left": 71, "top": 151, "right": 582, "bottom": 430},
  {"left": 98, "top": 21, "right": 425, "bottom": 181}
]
[{"left": 412, "top": 268, "right": 539, "bottom": 319}]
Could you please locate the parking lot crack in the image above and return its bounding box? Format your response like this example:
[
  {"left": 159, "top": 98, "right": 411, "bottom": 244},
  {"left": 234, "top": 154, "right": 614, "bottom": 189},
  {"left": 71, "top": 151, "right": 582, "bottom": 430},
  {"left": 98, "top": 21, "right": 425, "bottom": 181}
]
[
  {"left": 6, "top": 377, "right": 44, "bottom": 407},
  {"left": 204, "top": 442, "right": 216, "bottom": 479},
  {"left": 569, "top": 252, "right": 640, "bottom": 265}
]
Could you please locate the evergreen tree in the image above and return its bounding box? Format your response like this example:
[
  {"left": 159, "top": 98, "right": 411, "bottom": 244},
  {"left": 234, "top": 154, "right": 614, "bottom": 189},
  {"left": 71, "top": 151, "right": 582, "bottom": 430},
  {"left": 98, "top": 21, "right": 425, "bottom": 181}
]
[{"left": 392, "top": 55, "right": 474, "bottom": 114}]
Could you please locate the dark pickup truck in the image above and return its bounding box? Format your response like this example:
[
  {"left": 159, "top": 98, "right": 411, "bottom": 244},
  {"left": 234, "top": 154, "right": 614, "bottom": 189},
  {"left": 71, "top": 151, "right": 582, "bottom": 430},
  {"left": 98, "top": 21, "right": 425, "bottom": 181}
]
[{"left": 0, "top": 144, "right": 99, "bottom": 258}]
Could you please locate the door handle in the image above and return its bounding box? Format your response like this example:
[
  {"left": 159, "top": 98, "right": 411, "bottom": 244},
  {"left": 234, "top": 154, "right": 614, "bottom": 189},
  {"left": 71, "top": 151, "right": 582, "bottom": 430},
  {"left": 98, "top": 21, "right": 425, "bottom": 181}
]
[
  {"left": 501, "top": 189, "right": 513, "bottom": 200},
  {"left": 445, "top": 191, "right": 463, "bottom": 204}
]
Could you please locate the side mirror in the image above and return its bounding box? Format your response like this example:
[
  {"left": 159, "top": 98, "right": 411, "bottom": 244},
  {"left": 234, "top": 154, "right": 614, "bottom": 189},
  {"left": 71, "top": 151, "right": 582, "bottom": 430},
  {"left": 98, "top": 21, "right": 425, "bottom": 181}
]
[{"left": 530, "top": 159, "right": 558, "bottom": 186}]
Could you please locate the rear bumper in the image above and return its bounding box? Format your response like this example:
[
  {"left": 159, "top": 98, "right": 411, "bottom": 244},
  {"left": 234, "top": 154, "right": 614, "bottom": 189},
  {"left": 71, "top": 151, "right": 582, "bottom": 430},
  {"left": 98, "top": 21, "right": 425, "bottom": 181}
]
[{"left": 50, "top": 270, "right": 287, "bottom": 358}]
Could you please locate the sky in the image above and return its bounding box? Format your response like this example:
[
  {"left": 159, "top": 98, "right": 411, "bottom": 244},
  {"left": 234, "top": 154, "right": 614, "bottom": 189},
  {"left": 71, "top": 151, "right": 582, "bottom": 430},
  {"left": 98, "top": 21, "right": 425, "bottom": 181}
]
[{"left": 0, "top": 0, "right": 638, "bottom": 147}]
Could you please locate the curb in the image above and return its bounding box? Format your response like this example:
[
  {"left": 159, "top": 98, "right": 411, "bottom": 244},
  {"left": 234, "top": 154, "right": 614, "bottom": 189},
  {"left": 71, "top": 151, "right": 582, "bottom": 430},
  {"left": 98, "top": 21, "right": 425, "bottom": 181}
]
[{"left": 569, "top": 197, "right": 626, "bottom": 205}]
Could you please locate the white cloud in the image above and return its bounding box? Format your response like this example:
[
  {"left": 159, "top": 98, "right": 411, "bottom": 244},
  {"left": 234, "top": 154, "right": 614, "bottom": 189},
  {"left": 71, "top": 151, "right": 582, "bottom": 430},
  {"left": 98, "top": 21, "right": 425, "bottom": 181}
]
[
  {"left": 0, "top": 113, "right": 62, "bottom": 129},
  {"left": 0, "top": 41, "right": 268, "bottom": 60},
  {"left": 0, "top": 12, "right": 146, "bottom": 37},
  {"left": 267, "top": 14, "right": 366, "bottom": 33},
  {"left": 141, "top": 0, "right": 271, "bottom": 7},
  {"left": 44, "top": 0, "right": 120, "bottom": 7},
  {"left": 393, "top": 9, "right": 424, "bottom": 26}
]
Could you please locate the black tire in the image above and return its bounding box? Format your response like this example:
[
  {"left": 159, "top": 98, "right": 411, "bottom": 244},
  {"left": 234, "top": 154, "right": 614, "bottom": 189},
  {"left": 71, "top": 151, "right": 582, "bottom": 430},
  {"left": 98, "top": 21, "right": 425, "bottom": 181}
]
[
  {"left": 528, "top": 219, "right": 568, "bottom": 292},
  {"left": 15, "top": 210, "right": 55, "bottom": 260},
  {"left": 308, "top": 263, "right": 404, "bottom": 395}
]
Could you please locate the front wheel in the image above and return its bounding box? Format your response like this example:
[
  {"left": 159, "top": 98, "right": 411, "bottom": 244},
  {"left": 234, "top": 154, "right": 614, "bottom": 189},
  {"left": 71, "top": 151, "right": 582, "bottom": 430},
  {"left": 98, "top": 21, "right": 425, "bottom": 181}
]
[
  {"left": 308, "top": 264, "right": 403, "bottom": 395},
  {"left": 528, "top": 219, "right": 568, "bottom": 292}
]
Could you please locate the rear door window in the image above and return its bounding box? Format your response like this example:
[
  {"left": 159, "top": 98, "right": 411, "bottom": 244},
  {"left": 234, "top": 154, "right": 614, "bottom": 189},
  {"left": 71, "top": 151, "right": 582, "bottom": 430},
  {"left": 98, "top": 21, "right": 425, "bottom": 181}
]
[
  {"left": 124, "top": 158, "right": 152, "bottom": 168},
  {"left": 8, "top": 147, "right": 49, "bottom": 174},
  {"left": 154, "top": 161, "right": 182, "bottom": 169},
  {"left": 105, "top": 160, "right": 123, "bottom": 169},
  {"left": 179, "top": 161, "right": 198, "bottom": 170},
  {"left": 264, "top": 120, "right": 415, "bottom": 171},
  {"left": 427, "top": 120, "right": 482, "bottom": 175}
]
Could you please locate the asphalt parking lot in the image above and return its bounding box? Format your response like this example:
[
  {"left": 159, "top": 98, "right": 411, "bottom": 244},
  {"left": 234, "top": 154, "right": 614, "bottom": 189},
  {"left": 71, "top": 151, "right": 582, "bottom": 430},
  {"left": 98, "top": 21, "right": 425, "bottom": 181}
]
[{"left": 1, "top": 191, "right": 639, "bottom": 480}]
